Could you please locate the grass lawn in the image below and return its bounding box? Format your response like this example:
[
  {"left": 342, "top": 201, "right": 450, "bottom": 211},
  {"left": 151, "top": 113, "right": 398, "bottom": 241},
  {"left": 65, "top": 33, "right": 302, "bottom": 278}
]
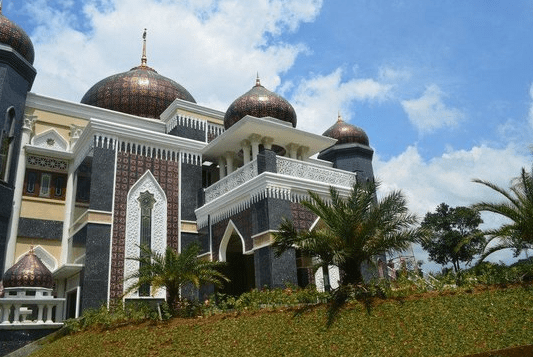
[{"left": 31, "top": 285, "right": 533, "bottom": 357}]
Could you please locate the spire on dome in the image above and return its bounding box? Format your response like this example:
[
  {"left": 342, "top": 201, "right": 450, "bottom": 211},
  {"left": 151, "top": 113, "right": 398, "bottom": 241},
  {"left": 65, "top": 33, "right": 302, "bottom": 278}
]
[
  {"left": 141, "top": 28, "right": 147, "bottom": 67},
  {"left": 255, "top": 72, "right": 261, "bottom": 86},
  {"left": 337, "top": 111, "right": 343, "bottom": 122}
]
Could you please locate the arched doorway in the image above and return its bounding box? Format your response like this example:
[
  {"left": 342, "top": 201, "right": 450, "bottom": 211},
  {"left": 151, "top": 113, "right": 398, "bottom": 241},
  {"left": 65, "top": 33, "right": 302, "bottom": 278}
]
[{"left": 219, "top": 233, "right": 255, "bottom": 296}]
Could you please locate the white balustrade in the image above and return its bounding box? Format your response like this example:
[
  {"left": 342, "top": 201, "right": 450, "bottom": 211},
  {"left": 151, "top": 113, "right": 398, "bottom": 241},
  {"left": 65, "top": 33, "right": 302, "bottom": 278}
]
[
  {"left": 205, "top": 160, "right": 258, "bottom": 203},
  {"left": 276, "top": 156, "right": 357, "bottom": 188}
]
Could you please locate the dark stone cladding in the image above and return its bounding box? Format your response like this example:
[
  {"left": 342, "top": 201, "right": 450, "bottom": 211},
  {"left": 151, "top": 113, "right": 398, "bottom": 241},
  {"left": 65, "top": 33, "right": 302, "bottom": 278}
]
[
  {"left": 318, "top": 143, "right": 375, "bottom": 183},
  {"left": 89, "top": 145, "right": 116, "bottom": 212},
  {"left": 109, "top": 151, "right": 180, "bottom": 301},
  {"left": 168, "top": 124, "right": 205, "bottom": 142},
  {"left": 254, "top": 246, "right": 297, "bottom": 288},
  {"left": 0, "top": 328, "right": 59, "bottom": 357},
  {"left": 0, "top": 47, "right": 36, "bottom": 279},
  {"left": 181, "top": 163, "right": 202, "bottom": 221},
  {"left": 80, "top": 223, "right": 111, "bottom": 311},
  {"left": 257, "top": 148, "right": 277, "bottom": 174},
  {"left": 17, "top": 218, "right": 62, "bottom": 240},
  {"left": 181, "top": 232, "right": 200, "bottom": 251},
  {"left": 72, "top": 225, "right": 87, "bottom": 246}
]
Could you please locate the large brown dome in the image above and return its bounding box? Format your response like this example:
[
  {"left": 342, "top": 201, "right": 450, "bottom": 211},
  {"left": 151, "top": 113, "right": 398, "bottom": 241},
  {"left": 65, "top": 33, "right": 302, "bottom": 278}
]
[
  {"left": 323, "top": 114, "right": 369, "bottom": 146},
  {"left": 3, "top": 249, "right": 53, "bottom": 289},
  {"left": 81, "top": 64, "right": 195, "bottom": 119},
  {"left": 224, "top": 77, "right": 296, "bottom": 129},
  {"left": 0, "top": 8, "right": 35, "bottom": 64},
  {"left": 81, "top": 30, "right": 195, "bottom": 119}
]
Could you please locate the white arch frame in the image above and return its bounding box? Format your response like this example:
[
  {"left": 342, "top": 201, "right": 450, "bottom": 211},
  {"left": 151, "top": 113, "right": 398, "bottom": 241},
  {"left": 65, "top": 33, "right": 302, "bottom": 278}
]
[
  {"left": 15, "top": 245, "right": 58, "bottom": 272},
  {"left": 218, "top": 220, "right": 247, "bottom": 262}
]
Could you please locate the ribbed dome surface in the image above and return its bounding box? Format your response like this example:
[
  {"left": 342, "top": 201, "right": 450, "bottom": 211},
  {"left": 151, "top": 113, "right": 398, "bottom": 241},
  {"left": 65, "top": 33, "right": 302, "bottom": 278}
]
[
  {"left": 224, "top": 77, "right": 296, "bottom": 129},
  {"left": 0, "top": 9, "right": 35, "bottom": 64},
  {"left": 81, "top": 65, "right": 196, "bottom": 119},
  {"left": 323, "top": 114, "right": 369, "bottom": 146},
  {"left": 3, "top": 249, "right": 53, "bottom": 288}
]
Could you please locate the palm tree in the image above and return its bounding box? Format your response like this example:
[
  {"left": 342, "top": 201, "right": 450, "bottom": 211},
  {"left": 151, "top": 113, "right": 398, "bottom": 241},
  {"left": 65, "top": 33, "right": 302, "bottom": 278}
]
[
  {"left": 273, "top": 181, "right": 421, "bottom": 286},
  {"left": 473, "top": 167, "right": 533, "bottom": 261},
  {"left": 124, "top": 243, "right": 228, "bottom": 311}
]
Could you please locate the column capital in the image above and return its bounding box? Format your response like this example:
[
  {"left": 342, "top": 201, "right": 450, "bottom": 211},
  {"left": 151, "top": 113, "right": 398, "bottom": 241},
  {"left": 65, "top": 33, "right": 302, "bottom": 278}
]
[
  {"left": 240, "top": 139, "right": 251, "bottom": 148},
  {"left": 261, "top": 136, "right": 274, "bottom": 149},
  {"left": 22, "top": 114, "right": 37, "bottom": 132},
  {"left": 248, "top": 133, "right": 262, "bottom": 143}
]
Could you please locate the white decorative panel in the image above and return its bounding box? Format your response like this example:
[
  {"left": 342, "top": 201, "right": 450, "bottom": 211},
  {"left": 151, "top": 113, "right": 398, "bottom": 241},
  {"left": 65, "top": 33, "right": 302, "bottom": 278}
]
[
  {"left": 277, "top": 157, "right": 357, "bottom": 188},
  {"left": 123, "top": 170, "right": 167, "bottom": 299},
  {"left": 31, "top": 129, "right": 68, "bottom": 151},
  {"left": 314, "top": 265, "right": 340, "bottom": 292},
  {"left": 205, "top": 160, "right": 258, "bottom": 203}
]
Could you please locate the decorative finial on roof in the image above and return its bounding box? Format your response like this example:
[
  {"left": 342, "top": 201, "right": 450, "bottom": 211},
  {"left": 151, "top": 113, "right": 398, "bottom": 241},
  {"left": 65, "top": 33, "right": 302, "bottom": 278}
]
[
  {"left": 141, "top": 28, "right": 147, "bottom": 67},
  {"left": 256, "top": 72, "right": 261, "bottom": 86},
  {"left": 29, "top": 245, "right": 35, "bottom": 254},
  {"left": 337, "top": 111, "right": 343, "bottom": 122}
]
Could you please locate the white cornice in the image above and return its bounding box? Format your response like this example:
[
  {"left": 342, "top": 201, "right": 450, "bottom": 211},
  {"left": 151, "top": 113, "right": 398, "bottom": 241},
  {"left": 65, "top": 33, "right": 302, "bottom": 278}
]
[
  {"left": 195, "top": 171, "right": 353, "bottom": 227},
  {"left": 160, "top": 98, "right": 225, "bottom": 124},
  {"left": 25, "top": 145, "right": 74, "bottom": 160},
  {"left": 26, "top": 93, "right": 166, "bottom": 133}
]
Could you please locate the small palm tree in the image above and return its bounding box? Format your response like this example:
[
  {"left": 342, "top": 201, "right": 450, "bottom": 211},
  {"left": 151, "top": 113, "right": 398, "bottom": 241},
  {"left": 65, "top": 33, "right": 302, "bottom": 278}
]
[
  {"left": 124, "top": 243, "right": 228, "bottom": 311},
  {"left": 274, "top": 181, "right": 421, "bottom": 286},
  {"left": 473, "top": 167, "right": 533, "bottom": 261}
]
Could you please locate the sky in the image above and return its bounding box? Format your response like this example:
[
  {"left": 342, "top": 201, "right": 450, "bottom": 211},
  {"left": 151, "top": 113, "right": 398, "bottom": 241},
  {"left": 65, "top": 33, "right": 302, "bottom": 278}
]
[{"left": 5, "top": 0, "right": 533, "bottom": 273}]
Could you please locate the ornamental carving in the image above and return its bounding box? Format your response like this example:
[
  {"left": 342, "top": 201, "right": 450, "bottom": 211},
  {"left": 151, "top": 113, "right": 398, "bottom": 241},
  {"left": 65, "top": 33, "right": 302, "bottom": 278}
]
[
  {"left": 205, "top": 160, "right": 258, "bottom": 203},
  {"left": 124, "top": 170, "right": 167, "bottom": 298},
  {"left": 26, "top": 155, "right": 68, "bottom": 172},
  {"left": 276, "top": 157, "right": 356, "bottom": 188}
]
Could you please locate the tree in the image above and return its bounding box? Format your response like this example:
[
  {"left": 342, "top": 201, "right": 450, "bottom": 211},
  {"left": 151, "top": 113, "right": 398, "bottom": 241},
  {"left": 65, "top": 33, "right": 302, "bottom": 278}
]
[
  {"left": 420, "top": 203, "right": 484, "bottom": 273},
  {"left": 273, "top": 180, "right": 421, "bottom": 287},
  {"left": 124, "top": 243, "right": 228, "bottom": 312},
  {"left": 473, "top": 167, "right": 533, "bottom": 261}
]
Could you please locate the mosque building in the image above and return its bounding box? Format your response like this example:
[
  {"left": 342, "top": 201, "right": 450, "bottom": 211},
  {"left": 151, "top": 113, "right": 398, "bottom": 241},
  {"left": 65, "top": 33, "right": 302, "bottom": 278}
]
[{"left": 0, "top": 9, "right": 376, "bottom": 320}]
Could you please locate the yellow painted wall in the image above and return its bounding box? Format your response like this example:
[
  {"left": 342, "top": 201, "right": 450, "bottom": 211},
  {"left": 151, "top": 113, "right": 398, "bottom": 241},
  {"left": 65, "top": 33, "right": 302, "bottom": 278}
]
[
  {"left": 14, "top": 238, "right": 61, "bottom": 269},
  {"left": 20, "top": 197, "right": 66, "bottom": 221},
  {"left": 25, "top": 107, "right": 88, "bottom": 142}
]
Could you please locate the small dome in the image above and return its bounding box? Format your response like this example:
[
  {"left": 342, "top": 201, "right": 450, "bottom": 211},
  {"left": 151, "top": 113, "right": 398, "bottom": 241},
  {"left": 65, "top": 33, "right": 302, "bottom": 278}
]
[
  {"left": 323, "top": 113, "right": 369, "bottom": 146},
  {"left": 80, "top": 30, "right": 195, "bottom": 119},
  {"left": 0, "top": 7, "right": 35, "bottom": 64},
  {"left": 3, "top": 248, "right": 53, "bottom": 289},
  {"left": 224, "top": 76, "right": 296, "bottom": 129}
]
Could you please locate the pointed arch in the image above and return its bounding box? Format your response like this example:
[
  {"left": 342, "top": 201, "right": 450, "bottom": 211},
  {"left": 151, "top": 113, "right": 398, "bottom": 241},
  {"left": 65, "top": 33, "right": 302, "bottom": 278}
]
[
  {"left": 123, "top": 170, "right": 167, "bottom": 298},
  {"left": 218, "top": 220, "right": 246, "bottom": 262}
]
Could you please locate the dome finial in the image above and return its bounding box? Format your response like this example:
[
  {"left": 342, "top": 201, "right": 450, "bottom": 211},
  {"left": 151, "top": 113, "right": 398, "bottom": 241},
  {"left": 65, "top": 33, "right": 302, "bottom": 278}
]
[
  {"left": 29, "top": 245, "right": 34, "bottom": 254},
  {"left": 256, "top": 72, "right": 261, "bottom": 86},
  {"left": 141, "top": 28, "right": 147, "bottom": 67},
  {"left": 337, "top": 111, "right": 343, "bottom": 122}
]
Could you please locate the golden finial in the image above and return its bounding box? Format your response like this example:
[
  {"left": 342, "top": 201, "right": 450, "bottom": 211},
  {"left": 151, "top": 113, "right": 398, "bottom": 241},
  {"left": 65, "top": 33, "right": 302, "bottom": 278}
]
[
  {"left": 337, "top": 111, "right": 343, "bottom": 122},
  {"left": 256, "top": 72, "right": 261, "bottom": 86},
  {"left": 141, "top": 28, "right": 147, "bottom": 67},
  {"left": 29, "top": 245, "right": 35, "bottom": 254}
]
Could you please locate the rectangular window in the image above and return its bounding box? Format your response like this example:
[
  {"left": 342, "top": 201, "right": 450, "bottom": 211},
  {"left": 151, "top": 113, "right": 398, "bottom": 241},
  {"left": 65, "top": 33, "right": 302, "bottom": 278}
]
[{"left": 24, "top": 170, "right": 67, "bottom": 200}]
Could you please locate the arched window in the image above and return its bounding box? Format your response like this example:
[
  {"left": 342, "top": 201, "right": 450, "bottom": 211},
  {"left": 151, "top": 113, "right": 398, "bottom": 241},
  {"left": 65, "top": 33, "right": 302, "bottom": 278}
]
[
  {"left": 0, "top": 107, "right": 16, "bottom": 182},
  {"left": 138, "top": 190, "right": 155, "bottom": 297}
]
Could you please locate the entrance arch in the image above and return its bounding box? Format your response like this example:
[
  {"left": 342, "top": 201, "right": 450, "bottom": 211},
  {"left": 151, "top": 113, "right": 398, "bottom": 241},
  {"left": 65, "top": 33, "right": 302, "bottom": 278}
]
[{"left": 218, "top": 221, "right": 255, "bottom": 296}]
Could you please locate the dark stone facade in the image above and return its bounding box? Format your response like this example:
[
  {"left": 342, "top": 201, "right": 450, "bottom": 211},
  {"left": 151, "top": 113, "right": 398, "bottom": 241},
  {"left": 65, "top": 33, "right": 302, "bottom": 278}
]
[
  {"left": 108, "top": 151, "right": 181, "bottom": 300},
  {"left": 0, "top": 328, "right": 59, "bottom": 357},
  {"left": 318, "top": 143, "right": 374, "bottom": 183},
  {"left": 17, "top": 218, "right": 62, "bottom": 240},
  {"left": 0, "top": 45, "right": 36, "bottom": 280},
  {"left": 169, "top": 124, "right": 205, "bottom": 142}
]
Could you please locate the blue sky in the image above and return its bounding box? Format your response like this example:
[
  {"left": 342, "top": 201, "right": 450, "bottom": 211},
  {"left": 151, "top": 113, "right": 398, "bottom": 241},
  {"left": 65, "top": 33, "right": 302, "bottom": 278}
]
[{"left": 6, "top": 0, "right": 533, "bottom": 272}]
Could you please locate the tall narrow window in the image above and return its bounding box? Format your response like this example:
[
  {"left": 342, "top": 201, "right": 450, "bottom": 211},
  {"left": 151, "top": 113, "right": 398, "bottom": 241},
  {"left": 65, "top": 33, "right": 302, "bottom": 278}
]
[
  {"left": 39, "top": 173, "right": 51, "bottom": 197},
  {"left": 0, "top": 107, "right": 15, "bottom": 182},
  {"left": 138, "top": 190, "right": 155, "bottom": 297}
]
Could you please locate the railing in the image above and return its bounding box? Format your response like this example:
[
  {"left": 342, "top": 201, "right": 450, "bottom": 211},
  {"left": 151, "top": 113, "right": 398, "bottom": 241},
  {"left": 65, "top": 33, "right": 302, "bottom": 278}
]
[
  {"left": 276, "top": 156, "right": 357, "bottom": 188},
  {"left": 204, "top": 160, "right": 258, "bottom": 203},
  {"left": 0, "top": 288, "right": 65, "bottom": 327}
]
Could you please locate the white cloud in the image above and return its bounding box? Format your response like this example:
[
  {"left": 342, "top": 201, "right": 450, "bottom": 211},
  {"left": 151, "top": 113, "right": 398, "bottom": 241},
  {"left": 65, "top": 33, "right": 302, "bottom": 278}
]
[
  {"left": 290, "top": 68, "right": 392, "bottom": 134},
  {"left": 401, "top": 84, "right": 464, "bottom": 134},
  {"left": 374, "top": 144, "right": 530, "bottom": 272},
  {"left": 23, "top": 0, "right": 323, "bottom": 110}
]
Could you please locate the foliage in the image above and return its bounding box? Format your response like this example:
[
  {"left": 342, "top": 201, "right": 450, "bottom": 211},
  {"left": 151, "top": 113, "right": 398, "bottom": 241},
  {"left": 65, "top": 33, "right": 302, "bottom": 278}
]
[
  {"left": 420, "top": 203, "right": 485, "bottom": 273},
  {"left": 124, "top": 243, "right": 229, "bottom": 312},
  {"left": 63, "top": 300, "right": 170, "bottom": 334},
  {"left": 34, "top": 286, "right": 533, "bottom": 357},
  {"left": 273, "top": 181, "right": 422, "bottom": 322},
  {"left": 473, "top": 167, "right": 533, "bottom": 261}
]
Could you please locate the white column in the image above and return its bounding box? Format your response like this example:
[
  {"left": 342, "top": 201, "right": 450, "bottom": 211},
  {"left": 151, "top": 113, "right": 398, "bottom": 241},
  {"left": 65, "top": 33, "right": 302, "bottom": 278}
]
[
  {"left": 45, "top": 304, "right": 53, "bottom": 323},
  {"left": 241, "top": 139, "right": 251, "bottom": 165},
  {"left": 1, "top": 303, "right": 11, "bottom": 324},
  {"left": 60, "top": 165, "right": 76, "bottom": 265},
  {"left": 218, "top": 157, "right": 226, "bottom": 179},
  {"left": 4, "top": 115, "right": 36, "bottom": 272},
  {"left": 249, "top": 134, "right": 261, "bottom": 160},
  {"left": 13, "top": 304, "right": 21, "bottom": 324},
  {"left": 298, "top": 146, "right": 309, "bottom": 161},
  {"left": 262, "top": 137, "right": 274, "bottom": 150},
  {"left": 286, "top": 143, "right": 299, "bottom": 159},
  {"left": 37, "top": 304, "right": 44, "bottom": 323},
  {"left": 225, "top": 152, "right": 234, "bottom": 175}
]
